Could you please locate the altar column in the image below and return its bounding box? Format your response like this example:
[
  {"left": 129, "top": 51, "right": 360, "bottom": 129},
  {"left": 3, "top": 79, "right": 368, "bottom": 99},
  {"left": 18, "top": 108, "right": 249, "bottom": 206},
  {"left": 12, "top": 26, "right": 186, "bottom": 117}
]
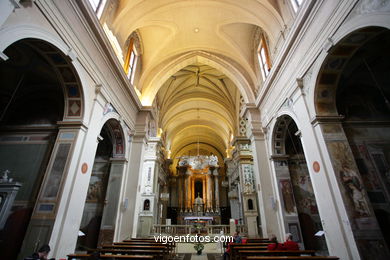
[
  {"left": 202, "top": 178, "right": 206, "bottom": 211},
  {"left": 191, "top": 178, "right": 195, "bottom": 209},
  {"left": 177, "top": 166, "right": 186, "bottom": 211},
  {"left": 185, "top": 173, "right": 191, "bottom": 210},
  {"left": 213, "top": 168, "right": 220, "bottom": 212},
  {"left": 178, "top": 175, "right": 183, "bottom": 211},
  {"left": 207, "top": 173, "right": 213, "bottom": 210}
]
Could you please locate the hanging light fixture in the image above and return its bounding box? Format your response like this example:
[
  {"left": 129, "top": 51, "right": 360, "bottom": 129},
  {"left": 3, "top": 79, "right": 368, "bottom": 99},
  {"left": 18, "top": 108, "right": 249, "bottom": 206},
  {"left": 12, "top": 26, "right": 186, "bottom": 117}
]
[{"left": 197, "top": 107, "right": 200, "bottom": 157}]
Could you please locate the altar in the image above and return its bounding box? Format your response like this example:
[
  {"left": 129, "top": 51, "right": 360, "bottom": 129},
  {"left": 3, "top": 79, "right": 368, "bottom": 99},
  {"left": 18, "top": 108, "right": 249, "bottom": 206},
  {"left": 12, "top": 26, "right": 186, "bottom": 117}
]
[
  {"left": 174, "top": 155, "right": 222, "bottom": 224},
  {"left": 184, "top": 216, "right": 214, "bottom": 225}
]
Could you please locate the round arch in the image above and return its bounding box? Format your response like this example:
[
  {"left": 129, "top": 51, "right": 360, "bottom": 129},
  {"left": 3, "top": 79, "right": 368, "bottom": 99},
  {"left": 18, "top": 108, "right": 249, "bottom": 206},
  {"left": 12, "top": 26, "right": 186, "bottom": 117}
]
[
  {"left": 269, "top": 111, "right": 301, "bottom": 156},
  {"left": 311, "top": 26, "right": 389, "bottom": 117},
  {"left": 0, "top": 26, "right": 86, "bottom": 121},
  {"left": 140, "top": 51, "right": 256, "bottom": 105},
  {"left": 97, "top": 112, "right": 129, "bottom": 158}
]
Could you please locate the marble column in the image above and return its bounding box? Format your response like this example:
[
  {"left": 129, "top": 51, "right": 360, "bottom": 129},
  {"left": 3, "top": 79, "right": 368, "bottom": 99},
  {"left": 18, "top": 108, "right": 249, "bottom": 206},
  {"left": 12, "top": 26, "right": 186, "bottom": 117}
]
[
  {"left": 185, "top": 174, "right": 190, "bottom": 210},
  {"left": 207, "top": 173, "right": 213, "bottom": 210},
  {"left": 214, "top": 173, "right": 220, "bottom": 212},
  {"left": 202, "top": 178, "right": 206, "bottom": 212},
  {"left": 178, "top": 175, "right": 183, "bottom": 211},
  {"left": 191, "top": 178, "right": 196, "bottom": 207}
]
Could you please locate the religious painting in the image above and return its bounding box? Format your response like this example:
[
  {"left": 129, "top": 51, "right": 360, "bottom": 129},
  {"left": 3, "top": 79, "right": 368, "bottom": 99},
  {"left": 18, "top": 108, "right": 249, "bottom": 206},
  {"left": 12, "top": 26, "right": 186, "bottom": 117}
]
[
  {"left": 289, "top": 162, "right": 319, "bottom": 215},
  {"left": 86, "top": 174, "right": 105, "bottom": 202},
  {"left": 327, "top": 141, "right": 371, "bottom": 218},
  {"left": 279, "top": 179, "right": 297, "bottom": 215},
  {"left": 43, "top": 143, "right": 71, "bottom": 199}
]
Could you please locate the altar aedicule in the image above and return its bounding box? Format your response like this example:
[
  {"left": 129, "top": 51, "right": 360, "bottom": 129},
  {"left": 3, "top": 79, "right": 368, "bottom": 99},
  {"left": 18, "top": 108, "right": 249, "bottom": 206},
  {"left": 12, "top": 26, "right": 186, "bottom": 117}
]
[{"left": 175, "top": 155, "right": 221, "bottom": 222}]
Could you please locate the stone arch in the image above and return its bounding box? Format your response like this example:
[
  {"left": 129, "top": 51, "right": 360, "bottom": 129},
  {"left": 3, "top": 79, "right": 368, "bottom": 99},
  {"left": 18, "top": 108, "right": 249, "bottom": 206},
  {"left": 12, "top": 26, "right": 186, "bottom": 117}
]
[
  {"left": 98, "top": 110, "right": 130, "bottom": 158},
  {"left": 140, "top": 51, "right": 256, "bottom": 105},
  {"left": 2, "top": 38, "right": 84, "bottom": 121},
  {"left": 0, "top": 25, "right": 86, "bottom": 121},
  {"left": 270, "top": 114, "right": 328, "bottom": 252},
  {"left": 0, "top": 36, "right": 86, "bottom": 259},
  {"left": 272, "top": 115, "right": 294, "bottom": 156},
  {"left": 313, "top": 26, "right": 388, "bottom": 117},
  {"left": 77, "top": 116, "right": 128, "bottom": 248},
  {"left": 311, "top": 25, "right": 390, "bottom": 258},
  {"left": 271, "top": 112, "right": 302, "bottom": 156},
  {"left": 105, "top": 119, "right": 126, "bottom": 158}
]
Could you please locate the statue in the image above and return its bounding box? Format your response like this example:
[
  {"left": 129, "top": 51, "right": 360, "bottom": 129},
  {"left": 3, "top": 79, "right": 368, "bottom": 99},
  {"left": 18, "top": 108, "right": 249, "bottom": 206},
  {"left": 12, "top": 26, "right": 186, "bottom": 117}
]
[
  {"left": 340, "top": 165, "right": 370, "bottom": 216},
  {"left": 194, "top": 193, "right": 204, "bottom": 215},
  {"left": 0, "top": 170, "right": 10, "bottom": 183},
  {"left": 209, "top": 154, "right": 218, "bottom": 166}
]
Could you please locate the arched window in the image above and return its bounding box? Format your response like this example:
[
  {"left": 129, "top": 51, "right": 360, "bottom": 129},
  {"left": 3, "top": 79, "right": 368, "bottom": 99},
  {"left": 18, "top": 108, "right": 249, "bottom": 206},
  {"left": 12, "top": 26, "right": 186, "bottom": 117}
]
[
  {"left": 88, "top": 0, "right": 107, "bottom": 18},
  {"left": 124, "top": 34, "right": 141, "bottom": 85},
  {"left": 257, "top": 33, "right": 271, "bottom": 81},
  {"left": 290, "top": 0, "right": 304, "bottom": 12},
  {"left": 248, "top": 199, "right": 254, "bottom": 210},
  {"left": 143, "top": 199, "right": 150, "bottom": 211}
]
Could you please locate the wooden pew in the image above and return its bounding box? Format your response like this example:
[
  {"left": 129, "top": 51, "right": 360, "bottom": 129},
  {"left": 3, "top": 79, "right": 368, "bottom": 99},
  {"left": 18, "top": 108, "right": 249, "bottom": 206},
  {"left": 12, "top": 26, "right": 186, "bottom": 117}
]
[
  {"left": 123, "top": 239, "right": 156, "bottom": 242},
  {"left": 91, "top": 248, "right": 166, "bottom": 259},
  {"left": 122, "top": 239, "right": 176, "bottom": 253},
  {"left": 237, "top": 250, "right": 316, "bottom": 260},
  {"left": 113, "top": 242, "right": 164, "bottom": 246},
  {"left": 67, "top": 253, "right": 154, "bottom": 259},
  {"left": 100, "top": 256, "right": 154, "bottom": 259},
  {"left": 246, "top": 257, "right": 339, "bottom": 260},
  {"left": 114, "top": 241, "right": 175, "bottom": 253},
  {"left": 101, "top": 245, "right": 167, "bottom": 251},
  {"left": 246, "top": 239, "right": 271, "bottom": 243},
  {"left": 100, "top": 244, "right": 169, "bottom": 258},
  {"left": 230, "top": 244, "right": 269, "bottom": 259}
]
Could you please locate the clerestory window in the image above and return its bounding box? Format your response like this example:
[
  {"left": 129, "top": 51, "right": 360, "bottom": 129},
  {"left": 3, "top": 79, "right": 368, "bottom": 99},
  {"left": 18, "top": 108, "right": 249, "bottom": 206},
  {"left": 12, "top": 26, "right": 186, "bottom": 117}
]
[
  {"left": 124, "top": 39, "right": 138, "bottom": 85},
  {"left": 88, "top": 0, "right": 107, "bottom": 18},
  {"left": 291, "top": 0, "right": 304, "bottom": 12},
  {"left": 257, "top": 34, "right": 271, "bottom": 81}
]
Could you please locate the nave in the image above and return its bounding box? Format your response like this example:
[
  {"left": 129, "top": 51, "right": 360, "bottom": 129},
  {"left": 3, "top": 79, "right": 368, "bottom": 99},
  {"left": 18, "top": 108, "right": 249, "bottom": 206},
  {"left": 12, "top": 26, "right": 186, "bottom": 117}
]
[{"left": 0, "top": 1, "right": 390, "bottom": 260}]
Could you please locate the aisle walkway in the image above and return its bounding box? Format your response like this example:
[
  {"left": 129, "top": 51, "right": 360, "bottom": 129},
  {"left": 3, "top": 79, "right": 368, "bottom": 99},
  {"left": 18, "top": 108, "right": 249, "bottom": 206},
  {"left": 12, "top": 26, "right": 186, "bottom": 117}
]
[
  {"left": 178, "top": 253, "right": 223, "bottom": 260},
  {"left": 176, "top": 242, "right": 224, "bottom": 259}
]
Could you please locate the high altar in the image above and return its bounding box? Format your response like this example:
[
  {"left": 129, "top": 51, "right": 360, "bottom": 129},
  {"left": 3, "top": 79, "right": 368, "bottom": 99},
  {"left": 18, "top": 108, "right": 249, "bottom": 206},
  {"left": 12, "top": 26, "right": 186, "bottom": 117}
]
[{"left": 175, "top": 155, "right": 221, "bottom": 224}]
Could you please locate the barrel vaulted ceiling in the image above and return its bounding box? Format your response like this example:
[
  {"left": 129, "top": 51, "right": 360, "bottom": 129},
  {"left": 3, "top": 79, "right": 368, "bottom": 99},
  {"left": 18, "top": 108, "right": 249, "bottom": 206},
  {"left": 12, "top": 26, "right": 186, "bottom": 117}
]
[
  {"left": 111, "top": 0, "right": 285, "bottom": 105},
  {"left": 106, "top": 0, "right": 285, "bottom": 162},
  {"left": 156, "top": 64, "right": 240, "bottom": 160}
]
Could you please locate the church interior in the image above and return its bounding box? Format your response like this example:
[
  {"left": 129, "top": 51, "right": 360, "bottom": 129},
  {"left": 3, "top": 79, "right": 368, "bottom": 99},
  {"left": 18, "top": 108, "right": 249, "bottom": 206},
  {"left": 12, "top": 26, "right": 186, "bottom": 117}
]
[{"left": 0, "top": 0, "right": 389, "bottom": 259}]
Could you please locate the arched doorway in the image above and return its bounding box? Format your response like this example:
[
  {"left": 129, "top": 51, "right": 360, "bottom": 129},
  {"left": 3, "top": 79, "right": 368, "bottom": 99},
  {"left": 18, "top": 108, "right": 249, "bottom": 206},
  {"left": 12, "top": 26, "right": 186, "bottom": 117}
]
[
  {"left": 272, "top": 115, "right": 328, "bottom": 254},
  {"left": 77, "top": 119, "right": 125, "bottom": 250},
  {"left": 314, "top": 26, "right": 390, "bottom": 259},
  {"left": 0, "top": 38, "right": 84, "bottom": 259}
]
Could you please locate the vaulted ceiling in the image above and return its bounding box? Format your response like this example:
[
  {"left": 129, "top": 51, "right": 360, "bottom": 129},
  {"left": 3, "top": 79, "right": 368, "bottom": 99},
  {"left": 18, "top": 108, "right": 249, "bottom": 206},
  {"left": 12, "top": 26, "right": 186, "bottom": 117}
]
[
  {"left": 156, "top": 63, "right": 240, "bottom": 162},
  {"left": 105, "top": 0, "right": 285, "bottom": 162},
  {"left": 110, "top": 0, "right": 285, "bottom": 105}
]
